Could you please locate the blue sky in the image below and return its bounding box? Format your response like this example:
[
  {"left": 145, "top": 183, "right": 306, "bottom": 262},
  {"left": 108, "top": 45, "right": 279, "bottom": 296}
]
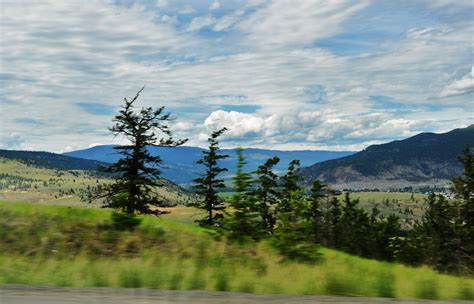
[{"left": 0, "top": 0, "right": 472, "bottom": 152}]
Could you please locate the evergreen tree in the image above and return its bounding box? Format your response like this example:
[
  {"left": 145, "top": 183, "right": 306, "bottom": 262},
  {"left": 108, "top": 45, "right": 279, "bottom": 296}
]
[
  {"left": 370, "top": 209, "right": 401, "bottom": 261},
  {"left": 272, "top": 191, "right": 320, "bottom": 262},
  {"left": 191, "top": 128, "right": 229, "bottom": 227},
  {"left": 305, "top": 180, "right": 326, "bottom": 244},
  {"left": 84, "top": 87, "right": 187, "bottom": 218},
  {"left": 325, "top": 196, "right": 342, "bottom": 248},
  {"left": 226, "top": 148, "right": 262, "bottom": 241},
  {"left": 278, "top": 160, "right": 301, "bottom": 212},
  {"left": 417, "top": 193, "right": 463, "bottom": 272},
  {"left": 338, "top": 193, "right": 370, "bottom": 256},
  {"left": 271, "top": 160, "right": 320, "bottom": 262},
  {"left": 451, "top": 145, "right": 474, "bottom": 272},
  {"left": 252, "top": 156, "right": 280, "bottom": 234}
]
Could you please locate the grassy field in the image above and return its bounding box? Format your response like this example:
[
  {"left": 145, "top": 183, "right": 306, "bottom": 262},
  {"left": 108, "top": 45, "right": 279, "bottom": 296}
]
[
  {"left": 0, "top": 158, "right": 195, "bottom": 206},
  {"left": 1, "top": 201, "right": 472, "bottom": 300}
]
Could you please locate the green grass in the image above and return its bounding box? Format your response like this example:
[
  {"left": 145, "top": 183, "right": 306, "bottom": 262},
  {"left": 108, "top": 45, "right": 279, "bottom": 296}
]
[
  {"left": 0, "top": 200, "right": 473, "bottom": 300},
  {"left": 0, "top": 158, "right": 194, "bottom": 206}
]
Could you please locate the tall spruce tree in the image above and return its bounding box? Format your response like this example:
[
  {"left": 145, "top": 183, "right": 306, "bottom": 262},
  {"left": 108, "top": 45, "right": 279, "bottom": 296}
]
[
  {"left": 305, "top": 180, "right": 326, "bottom": 244},
  {"left": 226, "top": 148, "right": 262, "bottom": 241},
  {"left": 450, "top": 144, "right": 473, "bottom": 273},
  {"left": 191, "top": 128, "right": 229, "bottom": 227},
  {"left": 278, "top": 160, "right": 301, "bottom": 212},
  {"left": 252, "top": 156, "right": 280, "bottom": 234},
  {"left": 85, "top": 87, "right": 187, "bottom": 217}
]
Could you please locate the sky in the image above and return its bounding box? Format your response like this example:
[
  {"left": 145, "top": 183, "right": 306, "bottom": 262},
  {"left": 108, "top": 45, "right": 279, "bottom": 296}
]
[{"left": 0, "top": 0, "right": 473, "bottom": 153}]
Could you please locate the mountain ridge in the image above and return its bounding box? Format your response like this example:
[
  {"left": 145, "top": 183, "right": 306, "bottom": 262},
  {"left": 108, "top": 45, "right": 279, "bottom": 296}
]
[
  {"left": 298, "top": 125, "right": 474, "bottom": 190},
  {"left": 0, "top": 149, "right": 109, "bottom": 172},
  {"left": 64, "top": 146, "right": 355, "bottom": 185}
]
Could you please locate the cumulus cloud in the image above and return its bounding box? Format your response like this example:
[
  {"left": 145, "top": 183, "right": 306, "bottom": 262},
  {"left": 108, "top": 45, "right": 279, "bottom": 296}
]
[
  {"left": 201, "top": 109, "right": 434, "bottom": 150},
  {"left": 204, "top": 110, "right": 266, "bottom": 137},
  {"left": 440, "top": 67, "right": 474, "bottom": 97}
]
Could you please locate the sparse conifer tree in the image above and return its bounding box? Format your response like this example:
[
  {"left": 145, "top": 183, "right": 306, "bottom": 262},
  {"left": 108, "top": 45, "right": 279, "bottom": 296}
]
[
  {"left": 191, "top": 128, "right": 229, "bottom": 227},
  {"left": 252, "top": 156, "right": 280, "bottom": 234},
  {"left": 225, "top": 148, "right": 262, "bottom": 241},
  {"left": 83, "top": 87, "right": 187, "bottom": 220}
]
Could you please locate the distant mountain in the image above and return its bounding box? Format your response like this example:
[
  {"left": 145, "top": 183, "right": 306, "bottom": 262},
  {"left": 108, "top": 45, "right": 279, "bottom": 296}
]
[
  {"left": 0, "top": 149, "right": 108, "bottom": 171},
  {"left": 298, "top": 125, "right": 474, "bottom": 190},
  {"left": 65, "top": 146, "right": 354, "bottom": 185}
]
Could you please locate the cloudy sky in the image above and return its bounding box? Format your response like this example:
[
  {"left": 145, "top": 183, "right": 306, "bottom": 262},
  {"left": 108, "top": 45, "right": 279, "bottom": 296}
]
[{"left": 0, "top": 0, "right": 473, "bottom": 152}]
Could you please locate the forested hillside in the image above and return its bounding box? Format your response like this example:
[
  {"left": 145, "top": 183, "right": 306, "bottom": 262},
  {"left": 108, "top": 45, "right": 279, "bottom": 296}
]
[
  {"left": 0, "top": 149, "right": 108, "bottom": 171},
  {"left": 299, "top": 125, "right": 474, "bottom": 190}
]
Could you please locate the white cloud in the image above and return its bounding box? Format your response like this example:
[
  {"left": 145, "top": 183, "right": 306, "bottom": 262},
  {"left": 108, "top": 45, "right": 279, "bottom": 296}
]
[
  {"left": 237, "top": 0, "right": 369, "bottom": 48},
  {"left": 204, "top": 110, "right": 266, "bottom": 137},
  {"left": 178, "top": 5, "right": 194, "bottom": 14},
  {"left": 209, "top": 1, "right": 220, "bottom": 10},
  {"left": 201, "top": 109, "right": 439, "bottom": 150},
  {"left": 0, "top": 1, "right": 472, "bottom": 152},
  {"left": 440, "top": 67, "right": 474, "bottom": 97},
  {"left": 156, "top": 0, "right": 168, "bottom": 8},
  {"left": 187, "top": 15, "right": 216, "bottom": 32}
]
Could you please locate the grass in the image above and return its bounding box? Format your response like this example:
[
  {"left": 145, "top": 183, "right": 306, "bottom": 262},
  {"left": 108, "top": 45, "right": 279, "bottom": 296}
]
[
  {"left": 0, "top": 158, "right": 194, "bottom": 206},
  {"left": 0, "top": 201, "right": 473, "bottom": 300}
]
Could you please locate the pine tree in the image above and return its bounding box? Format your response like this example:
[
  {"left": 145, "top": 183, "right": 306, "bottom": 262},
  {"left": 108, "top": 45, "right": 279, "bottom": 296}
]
[
  {"left": 338, "top": 193, "right": 370, "bottom": 256},
  {"left": 305, "top": 180, "right": 326, "bottom": 244},
  {"left": 278, "top": 160, "right": 301, "bottom": 212},
  {"left": 226, "top": 148, "right": 262, "bottom": 241},
  {"left": 252, "top": 156, "right": 280, "bottom": 234},
  {"left": 417, "top": 193, "right": 462, "bottom": 272},
  {"left": 84, "top": 87, "right": 187, "bottom": 218},
  {"left": 191, "top": 128, "right": 229, "bottom": 227},
  {"left": 450, "top": 144, "right": 473, "bottom": 273},
  {"left": 324, "top": 196, "right": 342, "bottom": 248},
  {"left": 271, "top": 160, "right": 320, "bottom": 262}
]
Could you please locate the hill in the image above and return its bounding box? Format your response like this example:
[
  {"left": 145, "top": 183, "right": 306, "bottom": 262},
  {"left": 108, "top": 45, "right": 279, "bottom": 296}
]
[
  {"left": 0, "top": 157, "right": 195, "bottom": 206},
  {"left": 0, "top": 201, "right": 472, "bottom": 300},
  {"left": 299, "top": 125, "right": 474, "bottom": 190},
  {"left": 64, "top": 146, "right": 354, "bottom": 186},
  {"left": 0, "top": 149, "right": 108, "bottom": 171}
]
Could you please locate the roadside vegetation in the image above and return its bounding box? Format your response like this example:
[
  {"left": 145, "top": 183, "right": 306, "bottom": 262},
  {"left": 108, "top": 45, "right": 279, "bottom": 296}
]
[{"left": 0, "top": 201, "right": 472, "bottom": 300}]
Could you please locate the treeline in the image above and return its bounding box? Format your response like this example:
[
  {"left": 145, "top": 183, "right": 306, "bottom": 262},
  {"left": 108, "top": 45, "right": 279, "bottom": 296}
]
[
  {"left": 192, "top": 130, "right": 473, "bottom": 275},
  {"left": 84, "top": 89, "right": 473, "bottom": 276}
]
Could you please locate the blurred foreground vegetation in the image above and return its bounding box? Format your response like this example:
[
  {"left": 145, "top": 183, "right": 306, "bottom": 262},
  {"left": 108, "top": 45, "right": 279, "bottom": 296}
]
[{"left": 0, "top": 201, "right": 473, "bottom": 300}]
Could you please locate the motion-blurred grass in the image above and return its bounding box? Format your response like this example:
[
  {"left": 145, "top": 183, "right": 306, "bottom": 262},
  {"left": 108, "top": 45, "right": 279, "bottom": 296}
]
[{"left": 0, "top": 201, "right": 472, "bottom": 300}]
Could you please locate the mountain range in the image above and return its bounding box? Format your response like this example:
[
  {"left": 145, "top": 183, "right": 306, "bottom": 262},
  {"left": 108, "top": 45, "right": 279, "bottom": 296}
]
[
  {"left": 0, "top": 149, "right": 108, "bottom": 171},
  {"left": 298, "top": 125, "right": 474, "bottom": 190},
  {"left": 2, "top": 125, "right": 472, "bottom": 190},
  {"left": 64, "top": 146, "right": 354, "bottom": 185}
]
